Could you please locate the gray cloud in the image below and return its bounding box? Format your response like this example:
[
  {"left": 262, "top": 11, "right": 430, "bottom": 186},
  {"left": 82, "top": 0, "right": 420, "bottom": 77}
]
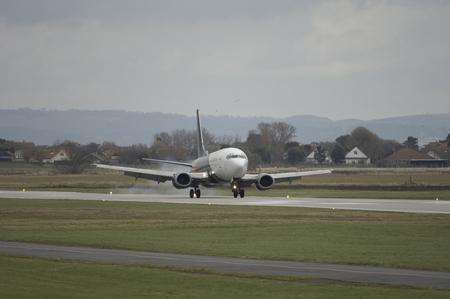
[{"left": 1, "top": 0, "right": 449, "bottom": 119}]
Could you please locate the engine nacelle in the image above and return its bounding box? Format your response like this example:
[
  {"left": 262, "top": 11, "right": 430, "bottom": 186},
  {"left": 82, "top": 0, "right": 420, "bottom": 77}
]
[
  {"left": 255, "top": 173, "right": 274, "bottom": 190},
  {"left": 172, "top": 172, "right": 192, "bottom": 189}
]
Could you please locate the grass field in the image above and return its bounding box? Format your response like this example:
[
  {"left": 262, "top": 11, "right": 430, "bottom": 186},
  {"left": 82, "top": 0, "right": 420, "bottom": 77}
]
[
  {"left": 2, "top": 256, "right": 449, "bottom": 298},
  {"left": 2, "top": 255, "right": 450, "bottom": 299},
  {"left": 1, "top": 198, "right": 449, "bottom": 272}
]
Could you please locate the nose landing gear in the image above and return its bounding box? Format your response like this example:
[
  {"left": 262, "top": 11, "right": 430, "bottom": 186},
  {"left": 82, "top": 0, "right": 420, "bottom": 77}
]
[
  {"left": 189, "top": 187, "right": 201, "bottom": 198},
  {"left": 232, "top": 184, "right": 245, "bottom": 198}
]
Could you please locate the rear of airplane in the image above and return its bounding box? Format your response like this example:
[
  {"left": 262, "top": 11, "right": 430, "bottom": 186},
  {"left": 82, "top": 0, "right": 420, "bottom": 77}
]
[{"left": 196, "top": 109, "right": 207, "bottom": 158}]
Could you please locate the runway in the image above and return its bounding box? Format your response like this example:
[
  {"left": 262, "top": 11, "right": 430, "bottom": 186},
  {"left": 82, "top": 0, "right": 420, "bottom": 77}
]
[
  {"left": 0, "top": 190, "right": 449, "bottom": 214},
  {"left": 1, "top": 241, "right": 449, "bottom": 289}
]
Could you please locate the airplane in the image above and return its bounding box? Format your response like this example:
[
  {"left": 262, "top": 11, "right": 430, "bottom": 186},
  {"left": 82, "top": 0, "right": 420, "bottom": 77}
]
[{"left": 95, "top": 110, "right": 332, "bottom": 198}]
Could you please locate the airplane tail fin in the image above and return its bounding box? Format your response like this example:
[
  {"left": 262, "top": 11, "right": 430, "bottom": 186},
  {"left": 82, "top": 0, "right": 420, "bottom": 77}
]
[{"left": 196, "top": 109, "right": 207, "bottom": 157}]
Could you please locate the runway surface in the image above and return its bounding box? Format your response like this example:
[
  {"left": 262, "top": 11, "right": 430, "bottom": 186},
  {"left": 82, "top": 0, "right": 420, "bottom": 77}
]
[
  {"left": 1, "top": 190, "right": 449, "bottom": 214},
  {"left": 1, "top": 241, "right": 449, "bottom": 289}
]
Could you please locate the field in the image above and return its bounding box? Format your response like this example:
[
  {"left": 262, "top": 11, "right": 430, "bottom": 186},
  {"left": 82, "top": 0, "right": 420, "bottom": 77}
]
[
  {"left": 1, "top": 256, "right": 449, "bottom": 299},
  {"left": 1, "top": 198, "right": 449, "bottom": 272}
]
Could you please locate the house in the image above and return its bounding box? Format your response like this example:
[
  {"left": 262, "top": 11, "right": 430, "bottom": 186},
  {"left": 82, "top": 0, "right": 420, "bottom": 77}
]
[
  {"left": 42, "top": 149, "right": 71, "bottom": 163},
  {"left": 14, "top": 150, "right": 24, "bottom": 161},
  {"left": 305, "top": 149, "right": 332, "bottom": 164},
  {"left": 345, "top": 147, "right": 370, "bottom": 165},
  {"left": 306, "top": 151, "right": 317, "bottom": 164},
  {"left": 383, "top": 148, "right": 447, "bottom": 167}
]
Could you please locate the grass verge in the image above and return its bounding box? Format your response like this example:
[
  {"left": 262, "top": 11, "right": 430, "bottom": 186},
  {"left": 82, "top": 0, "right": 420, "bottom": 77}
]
[
  {"left": 1, "top": 255, "right": 449, "bottom": 298},
  {"left": 1, "top": 198, "right": 449, "bottom": 271}
]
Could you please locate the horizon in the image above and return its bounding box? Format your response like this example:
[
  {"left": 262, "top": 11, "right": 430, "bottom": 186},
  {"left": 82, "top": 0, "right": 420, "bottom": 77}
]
[{"left": 3, "top": 107, "right": 450, "bottom": 123}]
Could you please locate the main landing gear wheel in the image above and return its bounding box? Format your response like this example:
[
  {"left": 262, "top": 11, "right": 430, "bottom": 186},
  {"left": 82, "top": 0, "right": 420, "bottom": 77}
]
[
  {"left": 189, "top": 188, "right": 201, "bottom": 198},
  {"left": 239, "top": 189, "right": 245, "bottom": 198},
  {"left": 233, "top": 190, "right": 238, "bottom": 198}
]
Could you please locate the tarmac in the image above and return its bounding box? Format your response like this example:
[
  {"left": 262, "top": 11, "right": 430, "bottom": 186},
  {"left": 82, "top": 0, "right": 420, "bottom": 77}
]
[
  {"left": 0, "top": 190, "right": 449, "bottom": 214},
  {"left": 1, "top": 241, "right": 449, "bottom": 289}
]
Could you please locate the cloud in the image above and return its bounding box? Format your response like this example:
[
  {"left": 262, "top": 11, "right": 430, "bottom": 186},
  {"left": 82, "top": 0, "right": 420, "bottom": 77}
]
[{"left": 0, "top": 1, "right": 449, "bottom": 119}]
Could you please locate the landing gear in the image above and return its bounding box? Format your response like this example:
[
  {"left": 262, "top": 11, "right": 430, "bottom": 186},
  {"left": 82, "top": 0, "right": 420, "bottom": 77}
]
[
  {"left": 190, "top": 187, "right": 201, "bottom": 198},
  {"left": 231, "top": 182, "right": 245, "bottom": 199}
]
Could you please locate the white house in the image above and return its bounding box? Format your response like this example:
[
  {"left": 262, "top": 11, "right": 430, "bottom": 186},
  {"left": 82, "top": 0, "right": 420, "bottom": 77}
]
[
  {"left": 306, "top": 151, "right": 317, "bottom": 164},
  {"left": 345, "top": 147, "right": 370, "bottom": 165},
  {"left": 14, "top": 150, "right": 24, "bottom": 161},
  {"left": 43, "top": 149, "right": 70, "bottom": 163}
]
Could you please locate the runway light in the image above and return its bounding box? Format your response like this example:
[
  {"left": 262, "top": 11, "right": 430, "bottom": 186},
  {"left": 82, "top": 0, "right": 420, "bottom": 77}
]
[
  {"left": 436, "top": 197, "right": 439, "bottom": 201},
  {"left": 22, "top": 188, "right": 26, "bottom": 192},
  {"left": 109, "top": 191, "right": 113, "bottom": 195},
  {"left": 286, "top": 194, "right": 290, "bottom": 199}
]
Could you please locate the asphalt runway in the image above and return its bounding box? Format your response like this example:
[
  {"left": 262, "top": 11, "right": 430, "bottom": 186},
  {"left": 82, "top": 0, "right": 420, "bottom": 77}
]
[
  {"left": 1, "top": 241, "right": 449, "bottom": 289},
  {"left": 0, "top": 190, "right": 449, "bottom": 214}
]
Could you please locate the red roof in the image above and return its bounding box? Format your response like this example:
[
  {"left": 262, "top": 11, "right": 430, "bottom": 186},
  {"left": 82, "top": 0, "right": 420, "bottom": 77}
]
[{"left": 385, "top": 148, "right": 434, "bottom": 161}]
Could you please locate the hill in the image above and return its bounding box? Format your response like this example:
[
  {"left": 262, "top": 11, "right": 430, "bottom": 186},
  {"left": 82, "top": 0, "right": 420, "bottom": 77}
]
[{"left": 0, "top": 109, "right": 448, "bottom": 145}]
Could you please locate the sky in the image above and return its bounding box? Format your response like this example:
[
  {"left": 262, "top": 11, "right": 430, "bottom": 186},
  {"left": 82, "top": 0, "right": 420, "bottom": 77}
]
[{"left": 1, "top": 0, "right": 450, "bottom": 120}]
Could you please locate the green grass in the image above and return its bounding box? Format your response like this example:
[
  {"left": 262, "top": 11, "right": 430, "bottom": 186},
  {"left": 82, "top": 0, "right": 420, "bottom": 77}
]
[
  {"left": 1, "top": 198, "right": 449, "bottom": 272},
  {"left": 1, "top": 255, "right": 449, "bottom": 298}
]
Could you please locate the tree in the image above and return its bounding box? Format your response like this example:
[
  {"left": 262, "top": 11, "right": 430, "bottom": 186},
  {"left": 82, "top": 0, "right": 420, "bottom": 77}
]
[
  {"left": 285, "top": 146, "right": 305, "bottom": 165},
  {"left": 331, "top": 143, "right": 346, "bottom": 163},
  {"left": 254, "top": 121, "right": 296, "bottom": 163},
  {"left": 335, "top": 134, "right": 356, "bottom": 152},
  {"left": 314, "top": 145, "right": 326, "bottom": 164},
  {"left": 350, "top": 127, "right": 384, "bottom": 162},
  {"left": 382, "top": 140, "right": 402, "bottom": 157},
  {"left": 403, "top": 136, "right": 419, "bottom": 151},
  {"left": 54, "top": 142, "right": 98, "bottom": 174}
]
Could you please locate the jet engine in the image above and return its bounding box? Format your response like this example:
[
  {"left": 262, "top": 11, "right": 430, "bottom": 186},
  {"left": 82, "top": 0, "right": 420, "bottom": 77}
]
[
  {"left": 172, "top": 172, "right": 192, "bottom": 189},
  {"left": 255, "top": 174, "right": 274, "bottom": 190}
]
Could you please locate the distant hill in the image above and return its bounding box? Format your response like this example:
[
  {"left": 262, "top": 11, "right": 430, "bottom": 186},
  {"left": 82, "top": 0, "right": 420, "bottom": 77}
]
[{"left": 0, "top": 109, "right": 449, "bottom": 145}]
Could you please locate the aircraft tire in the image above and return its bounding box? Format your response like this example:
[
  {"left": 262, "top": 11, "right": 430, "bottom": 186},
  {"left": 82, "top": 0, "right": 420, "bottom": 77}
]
[
  {"left": 233, "top": 190, "right": 238, "bottom": 198},
  {"left": 195, "top": 189, "right": 201, "bottom": 198},
  {"left": 239, "top": 189, "right": 245, "bottom": 198},
  {"left": 189, "top": 189, "right": 194, "bottom": 198}
]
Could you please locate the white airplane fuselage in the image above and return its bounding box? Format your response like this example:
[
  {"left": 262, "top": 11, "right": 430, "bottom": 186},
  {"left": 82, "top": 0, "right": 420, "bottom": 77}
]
[{"left": 192, "top": 147, "right": 248, "bottom": 182}]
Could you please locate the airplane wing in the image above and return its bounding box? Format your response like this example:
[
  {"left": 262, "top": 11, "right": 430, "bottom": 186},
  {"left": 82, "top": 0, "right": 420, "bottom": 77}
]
[
  {"left": 94, "top": 164, "right": 208, "bottom": 183},
  {"left": 142, "top": 158, "right": 192, "bottom": 168},
  {"left": 242, "top": 169, "right": 332, "bottom": 183}
]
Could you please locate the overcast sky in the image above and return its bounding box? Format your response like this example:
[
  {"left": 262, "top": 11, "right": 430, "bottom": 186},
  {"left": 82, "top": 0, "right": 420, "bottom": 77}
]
[{"left": 1, "top": 0, "right": 449, "bottom": 120}]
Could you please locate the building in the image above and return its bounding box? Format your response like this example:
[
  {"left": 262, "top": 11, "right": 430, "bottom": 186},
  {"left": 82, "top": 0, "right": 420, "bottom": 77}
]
[
  {"left": 0, "top": 151, "right": 13, "bottom": 162},
  {"left": 345, "top": 147, "right": 370, "bottom": 165},
  {"left": 42, "top": 149, "right": 71, "bottom": 163},
  {"left": 14, "top": 150, "right": 24, "bottom": 161},
  {"left": 305, "top": 151, "right": 317, "bottom": 164},
  {"left": 383, "top": 148, "right": 447, "bottom": 167}
]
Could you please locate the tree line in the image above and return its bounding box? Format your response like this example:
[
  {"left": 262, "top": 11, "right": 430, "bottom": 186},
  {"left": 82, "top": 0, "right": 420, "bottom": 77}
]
[{"left": 1, "top": 124, "right": 449, "bottom": 173}]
